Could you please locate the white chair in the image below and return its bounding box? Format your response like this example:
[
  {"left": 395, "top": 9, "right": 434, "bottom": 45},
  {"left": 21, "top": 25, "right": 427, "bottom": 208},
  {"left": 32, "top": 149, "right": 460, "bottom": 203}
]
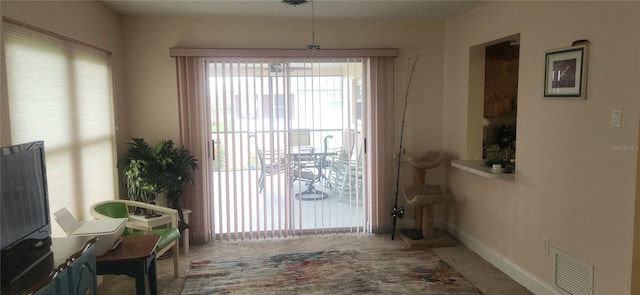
[
  {"left": 327, "top": 129, "right": 362, "bottom": 198},
  {"left": 90, "top": 200, "right": 181, "bottom": 278}
]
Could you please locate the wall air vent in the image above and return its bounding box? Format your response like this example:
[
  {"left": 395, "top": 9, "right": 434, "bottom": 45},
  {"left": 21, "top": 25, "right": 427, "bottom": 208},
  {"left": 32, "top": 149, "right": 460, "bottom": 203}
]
[{"left": 553, "top": 248, "right": 593, "bottom": 295}]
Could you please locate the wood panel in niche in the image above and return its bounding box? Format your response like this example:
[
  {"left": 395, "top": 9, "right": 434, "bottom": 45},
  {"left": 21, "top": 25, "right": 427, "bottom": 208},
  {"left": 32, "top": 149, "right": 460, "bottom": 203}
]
[{"left": 484, "top": 41, "right": 519, "bottom": 117}]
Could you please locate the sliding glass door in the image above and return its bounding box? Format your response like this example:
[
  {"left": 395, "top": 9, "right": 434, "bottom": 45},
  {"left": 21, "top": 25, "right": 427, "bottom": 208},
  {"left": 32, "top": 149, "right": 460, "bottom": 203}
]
[{"left": 208, "top": 58, "right": 368, "bottom": 240}]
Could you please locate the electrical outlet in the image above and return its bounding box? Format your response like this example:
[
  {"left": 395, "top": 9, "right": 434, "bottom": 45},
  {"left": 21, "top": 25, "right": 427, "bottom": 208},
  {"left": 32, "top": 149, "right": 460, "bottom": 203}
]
[
  {"left": 542, "top": 238, "right": 550, "bottom": 255},
  {"left": 611, "top": 109, "right": 622, "bottom": 127}
]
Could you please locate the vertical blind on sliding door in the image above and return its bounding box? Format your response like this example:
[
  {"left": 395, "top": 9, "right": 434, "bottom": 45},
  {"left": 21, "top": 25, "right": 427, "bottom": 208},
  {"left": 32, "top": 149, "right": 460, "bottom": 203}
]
[{"left": 208, "top": 57, "right": 368, "bottom": 240}]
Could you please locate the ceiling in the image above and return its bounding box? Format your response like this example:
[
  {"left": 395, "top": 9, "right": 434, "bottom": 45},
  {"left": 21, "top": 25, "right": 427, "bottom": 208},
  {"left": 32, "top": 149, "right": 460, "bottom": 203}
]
[{"left": 100, "top": 0, "right": 486, "bottom": 22}]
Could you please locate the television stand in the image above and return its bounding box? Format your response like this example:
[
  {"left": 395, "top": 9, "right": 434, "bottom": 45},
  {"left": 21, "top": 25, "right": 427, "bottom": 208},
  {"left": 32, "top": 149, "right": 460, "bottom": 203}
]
[
  {"left": 3, "top": 236, "right": 98, "bottom": 295},
  {"left": 1, "top": 238, "right": 52, "bottom": 288}
]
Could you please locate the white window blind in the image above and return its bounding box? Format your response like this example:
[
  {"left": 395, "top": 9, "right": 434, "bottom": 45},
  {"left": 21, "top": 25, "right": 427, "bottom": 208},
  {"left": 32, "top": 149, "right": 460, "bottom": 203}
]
[
  {"left": 208, "top": 57, "right": 368, "bottom": 240},
  {"left": 2, "top": 20, "right": 117, "bottom": 236}
]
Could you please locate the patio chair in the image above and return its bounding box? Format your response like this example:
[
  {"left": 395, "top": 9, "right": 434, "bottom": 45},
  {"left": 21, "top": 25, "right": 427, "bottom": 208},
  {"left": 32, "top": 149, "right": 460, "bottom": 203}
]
[
  {"left": 327, "top": 130, "right": 362, "bottom": 198},
  {"left": 257, "top": 149, "right": 288, "bottom": 193},
  {"left": 333, "top": 129, "right": 358, "bottom": 159},
  {"left": 290, "top": 129, "right": 316, "bottom": 170},
  {"left": 89, "top": 200, "right": 181, "bottom": 278},
  {"left": 251, "top": 133, "right": 290, "bottom": 193},
  {"left": 328, "top": 157, "right": 363, "bottom": 198}
]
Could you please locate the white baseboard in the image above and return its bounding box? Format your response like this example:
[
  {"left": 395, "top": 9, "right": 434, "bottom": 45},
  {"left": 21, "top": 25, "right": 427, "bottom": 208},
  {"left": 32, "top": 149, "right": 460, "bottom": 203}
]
[{"left": 445, "top": 224, "right": 560, "bottom": 295}]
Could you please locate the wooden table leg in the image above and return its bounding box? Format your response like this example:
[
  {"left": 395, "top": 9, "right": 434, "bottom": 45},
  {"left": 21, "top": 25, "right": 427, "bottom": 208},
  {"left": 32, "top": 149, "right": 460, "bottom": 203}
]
[
  {"left": 133, "top": 263, "right": 146, "bottom": 295},
  {"left": 147, "top": 255, "right": 158, "bottom": 295}
]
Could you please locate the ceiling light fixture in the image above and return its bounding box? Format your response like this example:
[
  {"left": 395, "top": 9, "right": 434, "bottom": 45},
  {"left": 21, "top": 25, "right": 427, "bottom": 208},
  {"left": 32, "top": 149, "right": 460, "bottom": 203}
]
[
  {"left": 306, "top": 0, "right": 320, "bottom": 51},
  {"left": 282, "top": 0, "right": 318, "bottom": 51},
  {"left": 282, "top": 0, "right": 308, "bottom": 6}
]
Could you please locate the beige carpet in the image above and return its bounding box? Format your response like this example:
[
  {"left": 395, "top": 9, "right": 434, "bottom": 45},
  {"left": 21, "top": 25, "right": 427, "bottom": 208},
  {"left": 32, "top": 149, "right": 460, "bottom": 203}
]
[{"left": 98, "top": 234, "right": 532, "bottom": 295}]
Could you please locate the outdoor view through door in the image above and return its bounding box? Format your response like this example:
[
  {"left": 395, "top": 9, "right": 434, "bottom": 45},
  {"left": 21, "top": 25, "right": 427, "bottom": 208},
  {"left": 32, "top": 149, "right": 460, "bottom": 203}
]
[{"left": 209, "top": 58, "right": 368, "bottom": 240}]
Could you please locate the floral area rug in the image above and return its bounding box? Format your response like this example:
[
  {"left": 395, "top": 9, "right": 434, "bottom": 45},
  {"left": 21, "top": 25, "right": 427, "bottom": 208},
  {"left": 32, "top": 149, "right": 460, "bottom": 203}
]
[{"left": 181, "top": 247, "right": 482, "bottom": 295}]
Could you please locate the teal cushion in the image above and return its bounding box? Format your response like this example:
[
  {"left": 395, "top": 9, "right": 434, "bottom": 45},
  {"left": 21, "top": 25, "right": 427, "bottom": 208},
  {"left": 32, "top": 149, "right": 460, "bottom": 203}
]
[{"left": 130, "top": 228, "right": 180, "bottom": 251}]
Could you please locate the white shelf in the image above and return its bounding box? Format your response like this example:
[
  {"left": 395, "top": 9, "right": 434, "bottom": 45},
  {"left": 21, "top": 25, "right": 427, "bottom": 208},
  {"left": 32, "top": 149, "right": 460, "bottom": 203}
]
[
  {"left": 451, "top": 160, "right": 514, "bottom": 179},
  {"left": 127, "top": 209, "right": 192, "bottom": 254}
]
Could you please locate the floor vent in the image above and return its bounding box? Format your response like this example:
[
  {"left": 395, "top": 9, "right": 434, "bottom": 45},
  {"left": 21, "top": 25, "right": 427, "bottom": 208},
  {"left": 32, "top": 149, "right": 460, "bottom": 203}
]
[{"left": 553, "top": 248, "right": 593, "bottom": 295}]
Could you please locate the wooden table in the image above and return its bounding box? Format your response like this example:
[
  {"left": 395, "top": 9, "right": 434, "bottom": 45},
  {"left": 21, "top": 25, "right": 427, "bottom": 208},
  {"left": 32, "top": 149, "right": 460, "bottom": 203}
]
[{"left": 96, "top": 235, "right": 160, "bottom": 295}]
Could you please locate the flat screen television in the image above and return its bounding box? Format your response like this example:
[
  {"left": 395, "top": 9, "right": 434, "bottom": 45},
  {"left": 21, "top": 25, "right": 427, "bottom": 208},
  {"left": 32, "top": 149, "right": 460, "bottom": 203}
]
[{"left": 0, "top": 141, "right": 52, "bottom": 285}]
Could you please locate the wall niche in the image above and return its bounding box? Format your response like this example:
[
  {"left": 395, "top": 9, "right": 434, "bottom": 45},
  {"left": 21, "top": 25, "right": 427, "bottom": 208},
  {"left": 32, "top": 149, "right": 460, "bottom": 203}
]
[{"left": 484, "top": 40, "right": 519, "bottom": 117}]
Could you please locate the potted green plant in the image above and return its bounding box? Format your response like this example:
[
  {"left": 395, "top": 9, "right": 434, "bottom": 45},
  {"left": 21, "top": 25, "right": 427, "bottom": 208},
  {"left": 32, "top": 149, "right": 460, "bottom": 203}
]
[{"left": 119, "top": 137, "right": 198, "bottom": 230}]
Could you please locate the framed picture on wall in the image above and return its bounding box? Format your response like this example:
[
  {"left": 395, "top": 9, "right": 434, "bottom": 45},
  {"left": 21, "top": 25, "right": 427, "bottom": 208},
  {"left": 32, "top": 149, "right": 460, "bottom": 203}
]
[{"left": 544, "top": 45, "right": 589, "bottom": 99}]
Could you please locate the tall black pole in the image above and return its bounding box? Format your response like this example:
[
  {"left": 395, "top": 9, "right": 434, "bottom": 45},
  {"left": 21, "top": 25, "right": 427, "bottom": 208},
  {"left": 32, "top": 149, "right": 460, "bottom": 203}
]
[{"left": 391, "top": 55, "right": 420, "bottom": 240}]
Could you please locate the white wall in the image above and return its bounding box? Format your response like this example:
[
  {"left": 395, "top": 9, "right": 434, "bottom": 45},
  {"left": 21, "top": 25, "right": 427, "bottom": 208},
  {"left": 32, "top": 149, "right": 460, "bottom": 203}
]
[{"left": 443, "top": 2, "right": 640, "bottom": 293}]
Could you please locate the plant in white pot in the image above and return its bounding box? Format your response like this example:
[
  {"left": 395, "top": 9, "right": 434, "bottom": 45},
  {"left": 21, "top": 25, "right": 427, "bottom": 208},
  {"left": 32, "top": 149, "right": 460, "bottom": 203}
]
[{"left": 119, "top": 137, "right": 198, "bottom": 231}]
